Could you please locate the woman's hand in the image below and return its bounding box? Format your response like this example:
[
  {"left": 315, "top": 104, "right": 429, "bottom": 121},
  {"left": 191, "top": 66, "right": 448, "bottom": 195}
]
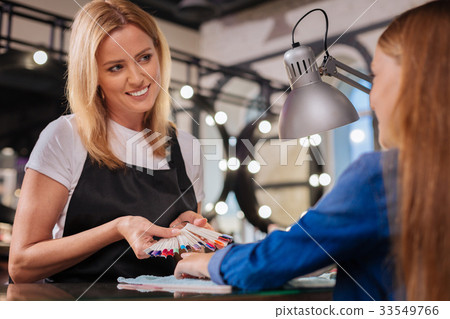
[
  {"left": 170, "top": 210, "right": 214, "bottom": 230},
  {"left": 174, "top": 252, "right": 213, "bottom": 279},
  {"left": 117, "top": 216, "right": 180, "bottom": 259}
]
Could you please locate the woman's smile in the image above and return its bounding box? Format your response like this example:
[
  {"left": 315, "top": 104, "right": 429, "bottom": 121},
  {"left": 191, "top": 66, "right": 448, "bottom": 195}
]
[{"left": 126, "top": 84, "right": 150, "bottom": 97}]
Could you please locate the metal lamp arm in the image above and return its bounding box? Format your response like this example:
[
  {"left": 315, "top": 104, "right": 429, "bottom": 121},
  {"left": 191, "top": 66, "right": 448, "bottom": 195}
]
[{"left": 320, "top": 56, "right": 373, "bottom": 94}]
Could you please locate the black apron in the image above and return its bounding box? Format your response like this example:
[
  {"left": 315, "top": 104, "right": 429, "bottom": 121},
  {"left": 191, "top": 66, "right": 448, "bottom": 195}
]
[{"left": 48, "top": 129, "right": 197, "bottom": 283}]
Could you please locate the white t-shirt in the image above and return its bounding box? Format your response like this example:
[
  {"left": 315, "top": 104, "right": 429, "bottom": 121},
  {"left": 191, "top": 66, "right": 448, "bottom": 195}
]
[{"left": 26, "top": 114, "right": 204, "bottom": 239}]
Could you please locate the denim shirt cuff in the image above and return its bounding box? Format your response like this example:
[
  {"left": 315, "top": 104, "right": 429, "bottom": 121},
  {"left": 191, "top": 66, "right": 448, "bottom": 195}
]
[{"left": 208, "top": 244, "right": 233, "bottom": 285}]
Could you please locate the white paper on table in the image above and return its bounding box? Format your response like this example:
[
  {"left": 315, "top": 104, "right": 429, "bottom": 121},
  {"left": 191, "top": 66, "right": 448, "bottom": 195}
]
[{"left": 117, "top": 275, "right": 232, "bottom": 294}]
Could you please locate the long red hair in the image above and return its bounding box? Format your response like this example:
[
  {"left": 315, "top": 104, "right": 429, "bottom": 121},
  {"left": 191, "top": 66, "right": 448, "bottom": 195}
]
[{"left": 378, "top": 0, "right": 450, "bottom": 300}]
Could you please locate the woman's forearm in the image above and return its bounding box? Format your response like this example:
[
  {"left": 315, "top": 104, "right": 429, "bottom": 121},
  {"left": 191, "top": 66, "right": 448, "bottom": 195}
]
[{"left": 9, "top": 217, "right": 124, "bottom": 283}]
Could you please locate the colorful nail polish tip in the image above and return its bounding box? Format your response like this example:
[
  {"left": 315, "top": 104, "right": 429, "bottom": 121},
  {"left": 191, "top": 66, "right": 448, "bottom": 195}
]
[{"left": 143, "top": 222, "right": 233, "bottom": 257}]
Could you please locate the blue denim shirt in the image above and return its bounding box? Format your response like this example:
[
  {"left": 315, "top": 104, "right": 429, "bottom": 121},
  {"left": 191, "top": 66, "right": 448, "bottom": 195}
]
[{"left": 208, "top": 150, "right": 399, "bottom": 300}]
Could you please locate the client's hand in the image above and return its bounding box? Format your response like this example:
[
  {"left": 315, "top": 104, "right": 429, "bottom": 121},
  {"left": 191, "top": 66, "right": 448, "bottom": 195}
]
[
  {"left": 117, "top": 216, "right": 180, "bottom": 259},
  {"left": 174, "top": 252, "right": 213, "bottom": 279}
]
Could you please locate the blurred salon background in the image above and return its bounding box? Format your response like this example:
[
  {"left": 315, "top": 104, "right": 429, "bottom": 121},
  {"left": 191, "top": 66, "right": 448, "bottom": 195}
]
[{"left": 0, "top": 0, "right": 429, "bottom": 286}]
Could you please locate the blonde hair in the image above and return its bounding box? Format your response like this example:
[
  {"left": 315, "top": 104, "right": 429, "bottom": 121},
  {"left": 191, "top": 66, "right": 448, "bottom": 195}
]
[
  {"left": 67, "top": 0, "right": 172, "bottom": 168},
  {"left": 378, "top": 0, "right": 450, "bottom": 300}
]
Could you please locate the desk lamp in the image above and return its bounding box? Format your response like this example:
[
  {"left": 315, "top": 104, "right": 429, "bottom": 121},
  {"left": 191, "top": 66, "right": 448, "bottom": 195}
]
[{"left": 279, "top": 9, "right": 373, "bottom": 139}]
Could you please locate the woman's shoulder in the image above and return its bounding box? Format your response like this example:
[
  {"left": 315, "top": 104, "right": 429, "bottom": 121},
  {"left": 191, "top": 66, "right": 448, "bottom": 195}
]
[
  {"left": 36, "top": 114, "right": 84, "bottom": 152},
  {"left": 336, "top": 151, "right": 385, "bottom": 188},
  {"left": 336, "top": 150, "right": 398, "bottom": 198},
  {"left": 352, "top": 150, "right": 383, "bottom": 166},
  {"left": 33, "top": 114, "right": 82, "bottom": 150},
  {"left": 313, "top": 150, "right": 396, "bottom": 219},
  {"left": 27, "top": 114, "right": 86, "bottom": 190},
  {"left": 42, "top": 114, "right": 78, "bottom": 138}
]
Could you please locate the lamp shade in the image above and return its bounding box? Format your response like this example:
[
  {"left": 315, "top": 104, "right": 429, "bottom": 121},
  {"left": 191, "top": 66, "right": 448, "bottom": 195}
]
[{"left": 279, "top": 45, "right": 359, "bottom": 139}]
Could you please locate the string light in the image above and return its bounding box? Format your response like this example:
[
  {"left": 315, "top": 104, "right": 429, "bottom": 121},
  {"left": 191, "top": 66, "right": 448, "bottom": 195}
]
[
  {"left": 205, "top": 114, "right": 215, "bottom": 126},
  {"left": 300, "top": 135, "right": 322, "bottom": 147},
  {"left": 247, "top": 160, "right": 261, "bottom": 174},
  {"left": 218, "top": 159, "right": 228, "bottom": 171},
  {"left": 319, "top": 173, "right": 331, "bottom": 186},
  {"left": 214, "top": 111, "right": 228, "bottom": 125},
  {"left": 350, "top": 129, "right": 365, "bottom": 143},
  {"left": 215, "top": 201, "right": 228, "bottom": 215},
  {"left": 309, "top": 134, "right": 322, "bottom": 146},
  {"left": 227, "top": 157, "right": 240, "bottom": 171},
  {"left": 258, "top": 120, "right": 272, "bottom": 134},
  {"left": 33, "top": 50, "right": 48, "bottom": 65},
  {"left": 309, "top": 174, "right": 320, "bottom": 187},
  {"left": 258, "top": 205, "right": 272, "bottom": 219},
  {"left": 180, "top": 85, "right": 194, "bottom": 99},
  {"left": 299, "top": 137, "right": 310, "bottom": 147},
  {"left": 204, "top": 202, "right": 214, "bottom": 212}
]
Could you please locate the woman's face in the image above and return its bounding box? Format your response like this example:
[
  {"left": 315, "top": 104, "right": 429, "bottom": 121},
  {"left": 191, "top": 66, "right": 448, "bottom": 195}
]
[
  {"left": 370, "top": 45, "right": 402, "bottom": 149},
  {"left": 96, "top": 23, "right": 161, "bottom": 130}
]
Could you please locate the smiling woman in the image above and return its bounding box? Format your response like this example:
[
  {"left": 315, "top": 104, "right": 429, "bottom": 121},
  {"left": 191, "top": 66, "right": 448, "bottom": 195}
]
[
  {"left": 67, "top": 0, "right": 172, "bottom": 164},
  {"left": 8, "top": 0, "right": 209, "bottom": 284},
  {"left": 96, "top": 24, "right": 162, "bottom": 131}
]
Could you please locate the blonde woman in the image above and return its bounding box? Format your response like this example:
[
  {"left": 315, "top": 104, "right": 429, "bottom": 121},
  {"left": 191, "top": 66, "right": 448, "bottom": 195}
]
[
  {"left": 9, "top": 0, "right": 207, "bottom": 283},
  {"left": 175, "top": 0, "right": 450, "bottom": 300}
]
